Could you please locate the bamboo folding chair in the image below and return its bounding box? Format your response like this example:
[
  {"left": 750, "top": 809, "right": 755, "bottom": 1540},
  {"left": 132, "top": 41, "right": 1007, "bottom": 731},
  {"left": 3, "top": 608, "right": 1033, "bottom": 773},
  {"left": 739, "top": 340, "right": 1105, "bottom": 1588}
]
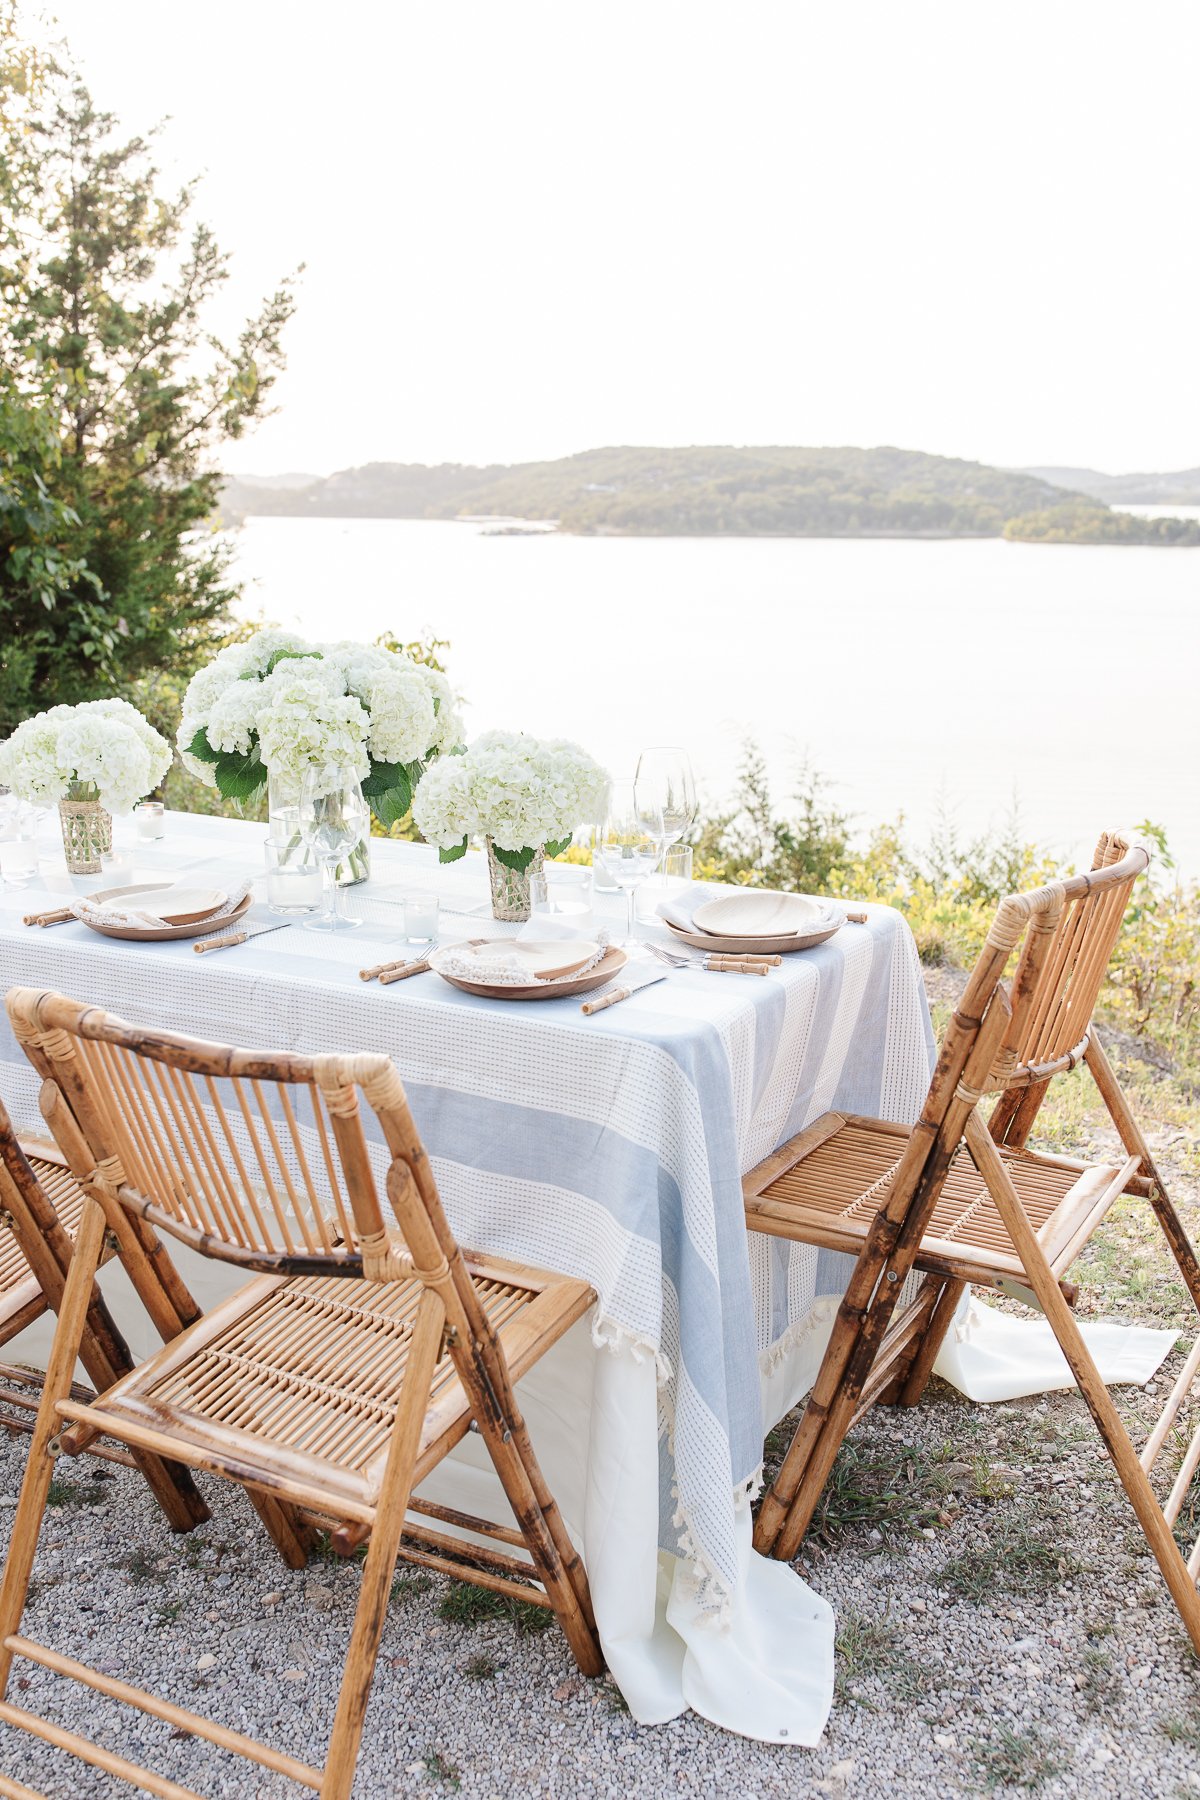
[
  {"left": 0, "top": 990, "right": 602, "bottom": 1800},
  {"left": 0, "top": 1091, "right": 208, "bottom": 1532},
  {"left": 743, "top": 835, "right": 1200, "bottom": 1653}
]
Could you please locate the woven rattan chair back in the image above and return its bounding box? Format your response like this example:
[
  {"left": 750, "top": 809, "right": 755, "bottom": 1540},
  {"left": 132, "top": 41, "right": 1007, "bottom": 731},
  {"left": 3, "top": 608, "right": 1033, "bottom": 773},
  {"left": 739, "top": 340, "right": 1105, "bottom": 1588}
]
[
  {"left": 988, "top": 832, "right": 1149, "bottom": 1133},
  {"left": 6, "top": 990, "right": 404, "bottom": 1277}
]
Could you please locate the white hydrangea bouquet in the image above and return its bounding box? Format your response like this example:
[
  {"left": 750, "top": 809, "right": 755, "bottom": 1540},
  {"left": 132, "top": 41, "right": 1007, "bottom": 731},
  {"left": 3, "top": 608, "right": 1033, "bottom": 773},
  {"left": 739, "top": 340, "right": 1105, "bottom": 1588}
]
[
  {"left": 178, "top": 629, "right": 463, "bottom": 830},
  {"left": 0, "top": 698, "right": 172, "bottom": 873},
  {"left": 414, "top": 729, "right": 609, "bottom": 920}
]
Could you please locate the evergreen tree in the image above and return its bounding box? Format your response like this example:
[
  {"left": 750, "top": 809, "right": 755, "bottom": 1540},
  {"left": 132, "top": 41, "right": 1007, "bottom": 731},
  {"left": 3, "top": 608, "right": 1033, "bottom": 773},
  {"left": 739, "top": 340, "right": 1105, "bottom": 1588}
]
[{"left": 0, "top": 3, "right": 298, "bottom": 731}]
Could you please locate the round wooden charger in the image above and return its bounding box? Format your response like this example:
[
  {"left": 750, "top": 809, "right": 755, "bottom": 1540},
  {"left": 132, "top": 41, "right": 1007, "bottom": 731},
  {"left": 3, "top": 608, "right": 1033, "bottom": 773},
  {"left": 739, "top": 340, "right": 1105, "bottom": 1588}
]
[
  {"left": 663, "top": 917, "right": 841, "bottom": 955},
  {"left": 430, "top": 943, "right": 628, "bottom": 1000},
  {"left": 78, "top": 886, "right": 253, "bottom": 942}
]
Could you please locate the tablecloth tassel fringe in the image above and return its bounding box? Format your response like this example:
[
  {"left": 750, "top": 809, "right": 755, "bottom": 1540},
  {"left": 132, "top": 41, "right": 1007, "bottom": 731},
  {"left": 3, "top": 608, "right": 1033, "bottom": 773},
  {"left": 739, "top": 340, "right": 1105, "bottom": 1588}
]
[
  {"left": 591, "top": 1312, "right": 673, "bottom": 1387},
  {"left": 734, "top": 1464, "right": 765, "bottom": 1511},
  {"left": 758, "top": 1296, "right": 838, "bottom": 1375},
  {"left": 669, "top": 1493, "right": 735, "bottom": 1629}
]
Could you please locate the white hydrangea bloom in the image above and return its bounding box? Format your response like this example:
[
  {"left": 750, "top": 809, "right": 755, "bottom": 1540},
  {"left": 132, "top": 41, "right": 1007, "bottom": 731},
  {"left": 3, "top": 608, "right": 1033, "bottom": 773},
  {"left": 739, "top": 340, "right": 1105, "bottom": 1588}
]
[
  {"left": 413, "top": 730, "right": 608, "bottom": 854},
  {"left": 424, "top": 666, "right": 465, "bottom": 755},
  {"left": 0, "top": 701, "right": 172, "bottom": 812},
  {"left": 256, "top": 678, "right": 370, "bottom": 786},
  {"left": 205, "top": 681, "right": 266, "bottom": 755},
  {"left": 365, "top": 664, "right": 438, "bottom": 765}
]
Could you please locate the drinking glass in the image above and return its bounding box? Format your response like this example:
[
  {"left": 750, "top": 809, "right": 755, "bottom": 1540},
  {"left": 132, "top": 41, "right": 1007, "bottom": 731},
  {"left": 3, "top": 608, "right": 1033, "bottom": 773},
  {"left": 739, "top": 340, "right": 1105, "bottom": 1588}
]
[
  {"left": 264, "top": 839, "right": 322, "bottom": 915},
  {"left": 299, "top": 766, "right": 369, "bottom": 933},
  {"left": 634, "top": 746, "right": 696, "bottom": 863},
  {"left": 0, "top": 801, "right": 39, "bottom": 886},
  {"left": 596, "top": 781, "right": 662, "bottom": 945}
]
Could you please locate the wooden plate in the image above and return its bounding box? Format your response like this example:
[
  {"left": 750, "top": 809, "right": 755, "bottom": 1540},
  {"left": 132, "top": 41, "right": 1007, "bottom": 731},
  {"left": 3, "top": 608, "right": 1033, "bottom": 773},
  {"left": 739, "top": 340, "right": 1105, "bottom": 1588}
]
[
  {"left": 78, "top": 886, "right": 253, "bottom": 942},
  {"left": 692, "top": 891, "right": 828, "bottom": 938},
  {"left": 664, "top": 917, "right": 841, "bottom": 955},
  {"left": 430, "top": 944, "right": 628, "bottom": 1000}
]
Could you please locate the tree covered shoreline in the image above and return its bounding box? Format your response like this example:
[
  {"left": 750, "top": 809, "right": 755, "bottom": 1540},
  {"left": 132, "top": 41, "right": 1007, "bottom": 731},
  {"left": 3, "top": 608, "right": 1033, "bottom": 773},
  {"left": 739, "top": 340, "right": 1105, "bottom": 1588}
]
[{"left": 222, "top": 445, "right": 1200, "bottom": 546}]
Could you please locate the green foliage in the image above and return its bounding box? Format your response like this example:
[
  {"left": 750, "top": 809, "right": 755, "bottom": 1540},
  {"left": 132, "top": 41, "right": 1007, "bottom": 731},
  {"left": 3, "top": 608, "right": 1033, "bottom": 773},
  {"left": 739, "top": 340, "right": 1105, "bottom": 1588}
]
[
  {"left": 696, "top": 747, "right": 1200, "bottom": 1081},
  {"left": 0, "top": 6, "right": 297, "bottom": 731},
  {"left": 1004, "top": 501, "right": 1200, "bottom": 546},
  {"left": 221, "top": 444, "right": 1198, "bottom": 544},
  {"left": 437, "top": 1577, "right": 552, "bottom": 1636}
]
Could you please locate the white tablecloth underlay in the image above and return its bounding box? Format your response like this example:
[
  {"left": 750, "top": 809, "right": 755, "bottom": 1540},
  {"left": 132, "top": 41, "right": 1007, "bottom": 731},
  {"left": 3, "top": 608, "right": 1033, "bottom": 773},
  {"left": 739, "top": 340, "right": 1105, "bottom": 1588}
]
[{"left": 0, "top": 812, "right": 1175, "bottom": 1745}]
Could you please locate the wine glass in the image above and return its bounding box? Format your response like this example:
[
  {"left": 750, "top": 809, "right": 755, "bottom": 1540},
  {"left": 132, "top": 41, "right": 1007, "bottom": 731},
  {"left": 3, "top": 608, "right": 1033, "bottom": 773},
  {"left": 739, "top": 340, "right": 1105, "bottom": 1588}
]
[
  {"left": 634, "top": 747, "right": 696, "bottom": 876},
  {"left": 596, "top": 780, "right": 662, "bottom": 945},
  {"left": 299, "top": 765, "right": 369, "bottom": 932}
]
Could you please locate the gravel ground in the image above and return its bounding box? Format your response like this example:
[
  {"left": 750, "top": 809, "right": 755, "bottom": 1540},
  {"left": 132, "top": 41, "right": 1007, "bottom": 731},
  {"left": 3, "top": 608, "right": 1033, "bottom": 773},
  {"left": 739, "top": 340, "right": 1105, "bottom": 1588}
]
[{"left": 2, "top": 1068, "right": 1198, "bottom": 1796}]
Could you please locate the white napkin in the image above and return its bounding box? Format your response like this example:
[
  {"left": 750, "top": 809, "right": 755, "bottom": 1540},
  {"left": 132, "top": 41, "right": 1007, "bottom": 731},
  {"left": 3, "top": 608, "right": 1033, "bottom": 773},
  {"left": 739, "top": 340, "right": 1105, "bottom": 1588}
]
[
  {"left": 436, "top": 935, "right": 610, "bottom": 986},
  {"left": 72, "top": 878, "right": 253, "bottom": 931},
  {"left": 655, "top": 884, "right": 722, "bottom": 933}
]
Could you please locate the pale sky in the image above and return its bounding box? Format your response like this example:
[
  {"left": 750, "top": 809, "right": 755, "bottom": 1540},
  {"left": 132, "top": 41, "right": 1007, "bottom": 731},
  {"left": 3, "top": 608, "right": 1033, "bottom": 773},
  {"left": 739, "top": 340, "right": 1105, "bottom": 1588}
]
[{"left": 38, "top": 0, "right": 1200, "bottom": 477}]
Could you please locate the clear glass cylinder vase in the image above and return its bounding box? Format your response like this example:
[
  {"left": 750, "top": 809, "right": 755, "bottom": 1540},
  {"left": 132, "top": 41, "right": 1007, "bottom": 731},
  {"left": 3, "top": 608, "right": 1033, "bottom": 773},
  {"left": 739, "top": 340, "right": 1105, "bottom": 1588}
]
[
  {"left": 486, "top": 838, "right": 544, "bottom": 922},
  {"left": 268, "top": 772, "right": 370, "bottom": 886},
  {"left": 59, "top": 799, "right": 113, "bottom": 875}
]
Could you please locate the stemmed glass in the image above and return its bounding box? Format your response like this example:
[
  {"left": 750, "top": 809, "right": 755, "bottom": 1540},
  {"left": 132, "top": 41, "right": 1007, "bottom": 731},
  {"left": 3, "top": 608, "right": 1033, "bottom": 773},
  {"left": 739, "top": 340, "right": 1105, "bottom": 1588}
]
[
  {"left": 299, "top": 765, "right": 369, "bottom": 933},
  {"left": 597, "top": 780, "right": 662, "bottom": 946},
  {"left": 634, "top": 747, "right": 696, "bottom": 877}
]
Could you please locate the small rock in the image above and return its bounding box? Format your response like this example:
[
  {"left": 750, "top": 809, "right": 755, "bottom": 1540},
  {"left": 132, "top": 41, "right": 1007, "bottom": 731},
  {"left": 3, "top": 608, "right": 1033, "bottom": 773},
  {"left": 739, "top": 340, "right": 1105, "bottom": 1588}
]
[
  {"left": 933, "top": 1732, "right": 957, "bottom": 1750},
  {"left": 829, "top": 1759, "right": 857, "bottom": 1781},
  {"left": 908, "top": 1598, "right": 927, "bottom": 1614},
  {"left": 195, "top": 1653, "right": 216, "bottom": 1672},
  {"left": 281, "top": 1668, "right": 306, "bottom": 1682},
  {"left": 261, "top": 1591, "right": 283, "bottom": 1610},
  {"left": 0, "top": 1496, "right": 17, "bottom": 1510},
  {"left": 304, "top": 1583, "right": 334, "bottom": 1613}
]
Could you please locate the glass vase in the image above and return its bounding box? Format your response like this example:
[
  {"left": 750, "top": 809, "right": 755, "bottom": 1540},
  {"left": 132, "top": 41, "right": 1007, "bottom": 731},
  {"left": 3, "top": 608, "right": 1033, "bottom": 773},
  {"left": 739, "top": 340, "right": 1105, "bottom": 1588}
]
[
  {"left": 486, "top": 838, "right": 544, "bottom": 923},
  {"left": 59, "top": 799, "right": 113, "bottom": 876},
  {"left": 268, "top": 772, "right": 370, "bottom": 886}
]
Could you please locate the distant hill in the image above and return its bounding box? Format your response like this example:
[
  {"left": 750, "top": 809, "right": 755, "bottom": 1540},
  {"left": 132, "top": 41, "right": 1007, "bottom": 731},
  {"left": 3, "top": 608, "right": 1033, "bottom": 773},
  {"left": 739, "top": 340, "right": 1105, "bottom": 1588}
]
[
  {"left": 1020, "top": 464, "right": 1200, "bottom": 506},
  {"left": 220, "top": 447, "right": 1200, "bottom": 545}
]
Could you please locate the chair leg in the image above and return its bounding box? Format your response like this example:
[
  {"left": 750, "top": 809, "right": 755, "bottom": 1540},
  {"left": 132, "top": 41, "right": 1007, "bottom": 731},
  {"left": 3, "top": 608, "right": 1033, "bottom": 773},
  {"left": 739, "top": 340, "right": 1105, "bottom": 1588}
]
[
  {"left": 248, "top": 1490, "right": 317, "bottom": 1570},
  {"left": 321, "top": 1290, "right": 447, "bottom": 1800},
  {"left": 1086, "top": 1038, "right": 1200, "bottom": 1310},
  {"left": 968, "top": 1114, "right": 1200, "bottom": 1652},
  {"left": 896, "top": 1277, "right": 967, "bottom": 1406},
  {"left": 0, "top": 1197, "right": 108, "bottom": 1699}
]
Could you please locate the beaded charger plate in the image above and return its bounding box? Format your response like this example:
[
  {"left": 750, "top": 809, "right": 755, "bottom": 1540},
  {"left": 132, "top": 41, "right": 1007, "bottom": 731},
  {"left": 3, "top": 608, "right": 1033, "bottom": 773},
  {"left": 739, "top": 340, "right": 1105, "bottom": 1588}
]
[
  {"left": 429, "top": 942, "right": 628, "bottom": 1000},
  {"left": 78, "top": 884, "right": 253, "bottom": 942}
]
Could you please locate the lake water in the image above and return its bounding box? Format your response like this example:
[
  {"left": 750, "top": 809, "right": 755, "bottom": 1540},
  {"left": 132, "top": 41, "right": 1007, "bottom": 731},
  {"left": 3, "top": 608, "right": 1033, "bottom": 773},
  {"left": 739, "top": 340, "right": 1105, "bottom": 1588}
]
[{"left": 229, "top": 517, "right": 1200, "bottom": 876}]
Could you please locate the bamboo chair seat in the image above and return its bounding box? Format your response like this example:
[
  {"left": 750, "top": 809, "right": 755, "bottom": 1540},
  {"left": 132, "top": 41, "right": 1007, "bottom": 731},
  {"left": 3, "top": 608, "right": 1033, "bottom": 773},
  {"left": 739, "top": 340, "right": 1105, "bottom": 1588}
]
[
  {"left": 54, "top": 1260, "right": 594, "bottom": 1520},
  {"left": 745, "top": 1111, "right": 1135, "bottom": 1290}
]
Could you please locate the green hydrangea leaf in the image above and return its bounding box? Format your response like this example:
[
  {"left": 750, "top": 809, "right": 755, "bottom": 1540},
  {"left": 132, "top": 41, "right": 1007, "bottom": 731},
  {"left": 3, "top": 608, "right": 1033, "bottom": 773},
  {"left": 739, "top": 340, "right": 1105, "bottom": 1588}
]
[
  {"left": 186, "top": 728, "right": 221, "bottom": 766},
  {"left": 213, "top": 747, "right": 266, "bottom": 802},
  {"left": 438, "top": 838, "right": 469, "bottom": 863},
  {"left": 490, "top": 844, "right": 537, "bottom": 873}
]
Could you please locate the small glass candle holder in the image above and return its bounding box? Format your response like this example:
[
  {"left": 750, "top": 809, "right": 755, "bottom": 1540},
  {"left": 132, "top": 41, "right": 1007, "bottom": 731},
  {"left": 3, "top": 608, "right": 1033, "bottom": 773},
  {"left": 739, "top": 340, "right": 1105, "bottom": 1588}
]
[
  {"left": 402, "top": 895, "right": 439, "bottom": 942},
  {"left": 0, "top": 834, "right": 39, "bottom": 886},
  {"left": 134, "top": 800, "right": 166, "bottom": 840},
  {"left": 98, "top": 846, "right": 137, "bottom": 886},
  {"left": 264, "top": 839, "right": 323, "bottom": 914}
]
